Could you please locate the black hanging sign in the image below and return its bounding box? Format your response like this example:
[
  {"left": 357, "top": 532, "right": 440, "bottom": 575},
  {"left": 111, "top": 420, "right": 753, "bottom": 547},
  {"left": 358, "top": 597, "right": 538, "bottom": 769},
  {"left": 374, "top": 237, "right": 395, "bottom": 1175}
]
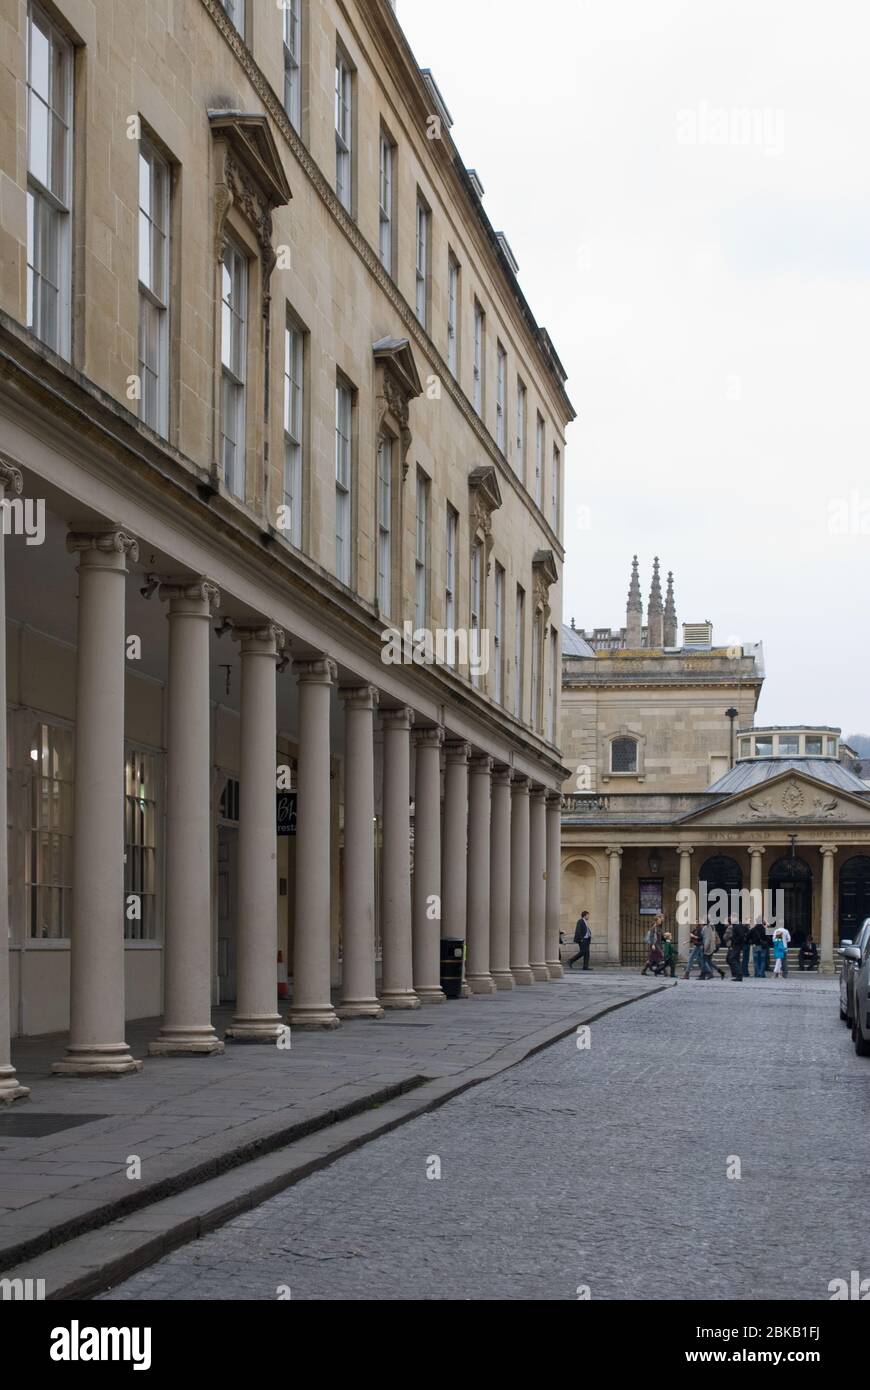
[{"left": 277, "top": 791, "right": 298, "bottom": 837}]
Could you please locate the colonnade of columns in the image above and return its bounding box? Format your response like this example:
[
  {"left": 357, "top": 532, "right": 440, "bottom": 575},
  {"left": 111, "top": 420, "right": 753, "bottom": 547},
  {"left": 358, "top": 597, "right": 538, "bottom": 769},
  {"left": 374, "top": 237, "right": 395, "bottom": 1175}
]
[{"left": 0, "top": 519, "right": 563, "bottom": 1099}]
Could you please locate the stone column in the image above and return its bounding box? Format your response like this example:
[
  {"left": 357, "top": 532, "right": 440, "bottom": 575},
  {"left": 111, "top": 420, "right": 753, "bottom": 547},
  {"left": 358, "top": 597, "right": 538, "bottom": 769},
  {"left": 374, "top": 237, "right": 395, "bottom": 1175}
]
[
  {"left": 545, "top": 793, "right": 563, "bottom": 978},
  {"left": 225, "top": 625, "right": 286, "bottom": 1041},
  {"left": 288, "top": 657, "right": 340, "bottom": 1028},
  {"left": 380, "top": 708, "right": 419, "bottom": 1009},
  {"left": 53, "top": 531, "right": 142, "bottom": 1076},
  {"left": 489, "top": 766, "right": 514, "bottom": 990},
  {"left": 337, "top": 687, "right": 383, "bottom": 1019},
  {"left": 413, "top": 727, "right": 446, "bottom": 1003},
  {"left": 0, "top": 460, "right": 27, "bottom": 1101},
  {"left": 820, "top": 845, "right": 838, "bottom": 972},
  {"left": 677, "top": 845, "right": 694, "bottom": 961},
  {"left": 510, "top": 775, "right": 533, "bottom": 984},
  {"left": 467, "top": 755, "right": 495, "bottom": 994},
  {"left": 529, "top": 787, "right": 549, "bottom": 981},
  {"left": 606, "top": 847, "right": 623, "bottom": 965},
  {"left": 150, "top": 580, "right": 224, "bottom": 1055},
  {"left": 443, "top": 741, "right": 470, "bottom": 995},
  {"left": 748, "top": 844, "right": 765, "bottom": 924}
]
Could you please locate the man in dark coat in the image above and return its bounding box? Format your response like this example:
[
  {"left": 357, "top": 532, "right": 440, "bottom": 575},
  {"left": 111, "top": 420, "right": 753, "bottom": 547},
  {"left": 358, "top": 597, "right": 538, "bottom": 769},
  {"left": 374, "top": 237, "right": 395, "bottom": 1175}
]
[
  {"left": 568, "top": 911, "right": 592, "bottom": 970},
  {"left": 725, "top": 917, "right": 750, "bottom": 980}
]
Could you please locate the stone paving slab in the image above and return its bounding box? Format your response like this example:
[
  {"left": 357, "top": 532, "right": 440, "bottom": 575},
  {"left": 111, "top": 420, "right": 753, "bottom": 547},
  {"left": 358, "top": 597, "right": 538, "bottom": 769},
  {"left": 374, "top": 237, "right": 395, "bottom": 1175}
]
[{"left": 0, "top": 972, "right": 668, "bottom": 1288}]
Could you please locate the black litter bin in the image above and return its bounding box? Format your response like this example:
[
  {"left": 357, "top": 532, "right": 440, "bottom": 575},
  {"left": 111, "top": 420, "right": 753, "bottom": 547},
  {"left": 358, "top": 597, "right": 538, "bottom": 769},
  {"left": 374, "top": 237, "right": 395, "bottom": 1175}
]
[{"left": 440, "top": 938, "right": 465, "bottom": 1000}]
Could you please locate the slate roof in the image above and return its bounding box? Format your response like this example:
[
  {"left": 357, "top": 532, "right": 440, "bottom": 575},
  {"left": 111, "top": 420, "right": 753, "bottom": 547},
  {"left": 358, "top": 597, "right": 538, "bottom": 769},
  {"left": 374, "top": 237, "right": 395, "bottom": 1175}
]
[
  {"left": 562, "top": 624, "right": 596, "bottom": 658},
  {"left": 706, "top": 758, "right": 870, "bottom": 797}
]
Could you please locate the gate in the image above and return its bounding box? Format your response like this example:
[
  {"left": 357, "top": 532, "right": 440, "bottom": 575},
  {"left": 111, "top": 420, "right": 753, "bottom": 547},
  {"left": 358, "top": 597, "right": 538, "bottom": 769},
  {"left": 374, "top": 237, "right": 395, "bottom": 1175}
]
[{"left": 620, "top": 913, "right": 675, "bottom": 967}]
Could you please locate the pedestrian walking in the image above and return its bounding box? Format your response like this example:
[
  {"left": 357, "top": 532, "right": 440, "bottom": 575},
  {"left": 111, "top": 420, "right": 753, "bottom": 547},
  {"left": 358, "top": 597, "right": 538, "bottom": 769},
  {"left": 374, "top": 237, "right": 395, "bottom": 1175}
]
[
  {"left": 700, "top": 918, "right": 725, "bottom": 979},
  {"left": 772, "top": 927, "right": 787, "bottom": 978},
  {"left": 749, "top": 917, "right": 768, "bottom": 978},
  {"left": 725, "top": 917, "right": 749, "bottom": 981},
  {"left": 660, "top": 931, "right": 678, "bottom": 978},
  {"left": 682, "top": 922, "right": 704, "bottom": 979},
  {"left": 568, "top": 911, "right": 592, "bottom": 971},
  {"left": 641, "top": 913, "right": 665, "bottom": 976},
  {"left": 772, "top": 920, "right": 791, "bottom": 976}
]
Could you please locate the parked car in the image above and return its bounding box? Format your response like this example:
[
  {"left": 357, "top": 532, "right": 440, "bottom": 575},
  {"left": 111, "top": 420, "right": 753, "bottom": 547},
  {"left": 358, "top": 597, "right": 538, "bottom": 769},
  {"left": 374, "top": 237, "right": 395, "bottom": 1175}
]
[
  {"left": 846, "top": 938, "right": 870, "bottom": 1056},
  {"left": 839, "top": 918, "right": 870, "bottom": 1023}
]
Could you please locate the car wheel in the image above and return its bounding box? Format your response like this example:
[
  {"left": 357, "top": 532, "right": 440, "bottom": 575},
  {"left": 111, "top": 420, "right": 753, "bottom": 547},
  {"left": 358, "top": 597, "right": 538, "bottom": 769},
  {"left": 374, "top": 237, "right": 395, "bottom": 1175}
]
[{"left": 856, "top": 1021, "right": 870, "bottom": 1057}]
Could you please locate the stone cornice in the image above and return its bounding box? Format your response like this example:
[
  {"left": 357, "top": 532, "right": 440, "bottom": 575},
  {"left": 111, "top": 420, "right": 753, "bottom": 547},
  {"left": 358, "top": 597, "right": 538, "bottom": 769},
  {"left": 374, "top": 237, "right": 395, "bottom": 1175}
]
[{"left": 197, "top": 0, "right": 567, "bottom": 559}]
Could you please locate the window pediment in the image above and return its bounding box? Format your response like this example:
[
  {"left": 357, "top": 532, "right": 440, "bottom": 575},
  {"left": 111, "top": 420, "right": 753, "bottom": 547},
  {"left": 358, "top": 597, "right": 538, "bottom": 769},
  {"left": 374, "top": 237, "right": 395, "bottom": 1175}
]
[
  {"left": 373, "top": 338, "right": 423, "bottom": 477},
  {"left": 209, "top": 110, "right": 291, "bottom": 282}
]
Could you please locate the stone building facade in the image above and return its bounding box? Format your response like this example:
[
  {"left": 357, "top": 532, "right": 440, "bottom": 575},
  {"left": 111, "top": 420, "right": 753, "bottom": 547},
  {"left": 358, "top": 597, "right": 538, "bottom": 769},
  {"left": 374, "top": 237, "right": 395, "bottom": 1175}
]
[
  {"left": 0, "top": 0, "right": 575, "bottom": 1101},
  {"left": 560, "top": 562, "right": 870, "bottom": 971}
]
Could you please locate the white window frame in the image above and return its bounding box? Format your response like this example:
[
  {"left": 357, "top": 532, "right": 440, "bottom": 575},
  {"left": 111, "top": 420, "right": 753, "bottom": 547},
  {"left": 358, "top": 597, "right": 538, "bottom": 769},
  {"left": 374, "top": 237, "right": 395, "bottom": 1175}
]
[
  {"left": 531, "top": 611, "right": 543, "bottom": 730},
  {"left": 535, "top": 413, "right": 545, "bottom": 507},
  {"left": 378, "top": 133, "right": 393, "bottom": 272},
  {"left": 284, "top": 316, "right": 304, "bottom": 547},
  {"left": 283, "top": 0, "right": 302, "bottom": 131},
  {"left": 446, "top": 505, "right": 458, "bottom": 655},
  {"left": 24, "top": 716, "right": 74, "bottom": 940},
  {"left": 514, "top": 586, "right": 525, "bottom": 718},
  {"left": 516, "top": 379, "right": 527, "bottom": 478},
  {"left": 473, "top": 300, "right": 484, "bottom": 416},
  {"left": 26, "top": 2, "right": 73, "bottom": 358},
  {"left": 335, "top": 48, "right": 353, "bottom": 213},
  {"left": 494, "top": 563, "right": 505, "bottom": 706},
  {"left": 220, "top": 239, "right": 248, "bottom": 501},
  {"left": 546, "top": 627, "right": 558, "bottom": 743},
  {"left": 415, "top": 470, "right": 429, "bottom": 631},
  {"left": 335, "top": 379, "right": 352, "bottom": 584},
  {"left": 552, "top": 444, "right": 561, "bottom": 530},
  {"left": 470, "top": 541, "right": 483, "bottom": 687},
  {"left": 496, "top": 343, "right": 507, "bottom": 453},
  {"left": 447, "top": 253, "right": 459, "bottom": 376},
  {"left": 376, "top": 434, "right": 393, "bottom": 616},
  {"left": 138, "top": 140, "right": 171, "bottom": 437},
  {"left": 415, "top": 197, "right": 430, "bottom": 328},
  {"left": 124, "top": 746, "right": 161, "bottom": 942},
  {"left": 219, "top": 0, "right": 245, "bottom": 35}
]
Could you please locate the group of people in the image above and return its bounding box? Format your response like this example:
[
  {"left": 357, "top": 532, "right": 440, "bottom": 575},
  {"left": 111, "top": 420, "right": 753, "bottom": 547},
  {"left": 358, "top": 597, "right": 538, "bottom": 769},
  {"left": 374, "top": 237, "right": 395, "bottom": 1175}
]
[{"left": 566, "top": 909, "right": 821, "bottom": 978}]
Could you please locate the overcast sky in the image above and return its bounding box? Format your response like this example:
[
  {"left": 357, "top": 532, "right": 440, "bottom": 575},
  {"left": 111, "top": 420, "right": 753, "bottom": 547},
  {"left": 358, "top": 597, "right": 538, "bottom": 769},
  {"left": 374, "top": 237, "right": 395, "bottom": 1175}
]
[{"left": 401, "top": 0, "right": 870, "bottom": 737}]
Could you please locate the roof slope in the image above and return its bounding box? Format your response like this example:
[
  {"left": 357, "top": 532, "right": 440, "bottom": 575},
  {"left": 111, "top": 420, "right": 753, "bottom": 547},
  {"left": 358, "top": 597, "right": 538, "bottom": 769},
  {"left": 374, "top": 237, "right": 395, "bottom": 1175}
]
[{"left": 706, "top": 758, "right": 870, "bottom": 796}]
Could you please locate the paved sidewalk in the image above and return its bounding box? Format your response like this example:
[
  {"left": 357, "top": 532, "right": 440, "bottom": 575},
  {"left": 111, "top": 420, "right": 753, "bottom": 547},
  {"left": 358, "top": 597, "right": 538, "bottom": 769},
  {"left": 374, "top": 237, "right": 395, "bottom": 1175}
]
[{"left": 0, "top": 972, "right": 668, "bottom": 1294}]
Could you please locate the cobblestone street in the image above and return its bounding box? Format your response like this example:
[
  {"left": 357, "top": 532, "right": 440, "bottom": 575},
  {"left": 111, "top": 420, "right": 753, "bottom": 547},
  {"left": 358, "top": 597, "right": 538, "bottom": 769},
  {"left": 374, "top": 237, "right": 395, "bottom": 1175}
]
[{"left": 102, "top": 976, "right": 867, "bottom": 1301}]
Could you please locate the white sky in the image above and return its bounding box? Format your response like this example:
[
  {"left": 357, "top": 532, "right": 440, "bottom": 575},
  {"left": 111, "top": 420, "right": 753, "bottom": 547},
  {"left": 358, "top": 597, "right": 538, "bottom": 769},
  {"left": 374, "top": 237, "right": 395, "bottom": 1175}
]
[{"left": 400, "top": 0, "right": 870, "bottom": 737}]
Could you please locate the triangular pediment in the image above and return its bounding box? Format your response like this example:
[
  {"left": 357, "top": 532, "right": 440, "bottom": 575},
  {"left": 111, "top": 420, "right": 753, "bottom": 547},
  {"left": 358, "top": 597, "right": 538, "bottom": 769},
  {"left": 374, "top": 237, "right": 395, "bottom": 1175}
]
[
  {"left": 468, "top": 465, "right": 502, "bottom": 515},
  {"left": 679, "top": 768, "right": 870, "bottom": 828},
  {"left": 208, "top": 111, "right": 291, "bottom": 206},
  {"left": 372, "top": 338, "right": 423, "bottom": 400}
]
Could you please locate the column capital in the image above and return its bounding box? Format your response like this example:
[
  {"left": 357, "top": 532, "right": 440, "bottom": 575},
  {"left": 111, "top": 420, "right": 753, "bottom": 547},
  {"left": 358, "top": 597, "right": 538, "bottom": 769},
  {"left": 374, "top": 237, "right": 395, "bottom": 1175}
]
[
  {"left": 67, "top": 529, "right": 139, "bottom": 566},
  {"left": 530, "top": 784, "right": 547, "bottom": 804},
  {"left": 677, "top": 844, "right": 694, "bottom": 857},
  {"left": 235, "top": 622, "right": 287, "bottom": 655},
  {"left": 159, "top": 577, "right": 221, "bottom": 614},
  {"left": 339, "top": 684, "right": 379, "bottom": 711},
  {"left": 414, "top": 725, "right": 444, "bottom": 750},
  {"left": 511, "top": 773, "right": 531, "bottom": 792},
  {"left": 469, "top": 754, "right": 494, "bottom": 775},
  {"left": 546, "top": 791, "right": 563, "bottom": 810},
  {"left": 492, "top": 764, "right": 513, "bottom": 787},
  {"left": 819, "top": 844, "right": 839, "bottom": 857},
  {"left": 0, "top": 453, "right": 23, "bottom": 496},
  {"left": 381, "top": 706, "right": 415, "bottom": 732},
  {"left": 445, "top": 740, "right": 471, "bottom": 765},
  {"left": 606, "top": 845, "right": 623, "bottom": 859},
  {"left": 746, "top": 843, "right": 766, "bottom": 858},
  {"left": 292, "top": 654, "right": 337, "bottom": 684}
]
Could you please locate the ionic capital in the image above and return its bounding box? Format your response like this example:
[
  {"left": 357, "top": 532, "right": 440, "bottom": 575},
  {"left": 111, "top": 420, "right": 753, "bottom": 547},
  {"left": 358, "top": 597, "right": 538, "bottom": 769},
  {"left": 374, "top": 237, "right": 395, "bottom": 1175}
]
[
  {"left": 469, "top": 754, "right": 494, "bottom": 776},
  {"left": 0, "top": 453, "right": 24, "bottom": 497},
  {"left": 606, "top": 846, "right": 624, "bottom": 859},
  {"left": 381, "top": 706, "right": 415, "bottom": 732},
  {"left": 677, "top": 845, "right": 694, "bottom": 858},
  {"left": 511, "top": 774, "right": 531, "bottom": 793},
  {"left": 746, "top": 844, "right": 766, "bottom": 858},
  {"left": 492, "top": 764, "right": 513, "bottom": 787},
  {"left": 339, "top": 684, "right": 379, "bottom": 711},
  {"left": 414, "top": 725, "right": 445, "bottom": 750},
  {"left": 292, "top": 654, "right": 337, "bottom": 684},
  {"left": 67, "top": 529, "right": 139, "bottom": 567},
  {"left": 445, "top": 740, "right": 471, "bottom": 765},
  {"left": 159, "top": 577, "right": 221, "bottom": 614},
  {"left": 546, "top": 792, "right": 564, "bottom": 810},
  {"left": 235, "top": 622, "right": 287, "bottom": 656},
  {"left": 819, "top": 844, "right": 839, "bottom": 858}
]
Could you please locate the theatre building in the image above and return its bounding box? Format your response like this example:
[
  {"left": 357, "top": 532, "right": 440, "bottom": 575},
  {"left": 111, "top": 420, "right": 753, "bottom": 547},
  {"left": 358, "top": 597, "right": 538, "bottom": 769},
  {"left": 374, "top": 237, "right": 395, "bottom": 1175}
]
[
  {"left": 560, "top": 561, "right": 870, "bottom": 970},
  {"left": 0, "top": 0, "right": 574, "bottom": 1102}
]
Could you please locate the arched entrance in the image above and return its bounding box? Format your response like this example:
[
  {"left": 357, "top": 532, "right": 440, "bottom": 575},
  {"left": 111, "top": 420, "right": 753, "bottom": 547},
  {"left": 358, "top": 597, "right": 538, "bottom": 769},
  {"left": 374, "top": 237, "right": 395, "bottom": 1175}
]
[
  {"left": 768, "top": 856, "right": 813, "bottom": 946},
  {"left": 561, "top": 858, "right": 598, "bottom": 952},
  {"left": 838, "top": 855, "right": 870, "bottom": 943},
  {"left": 699, "top": 855, "right": 743, "bottom": 937}
]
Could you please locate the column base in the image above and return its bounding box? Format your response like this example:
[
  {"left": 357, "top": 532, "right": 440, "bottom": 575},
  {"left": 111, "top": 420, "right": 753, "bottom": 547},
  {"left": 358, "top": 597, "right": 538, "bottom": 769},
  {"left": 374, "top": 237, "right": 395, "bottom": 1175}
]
[
  {"left": 467, "top": 974, "right": 497, "bottom": 995},
  {"left": 547, "top": 963, "right": 564, "bottom": 979},
  {"left": 225, "top": 1014, "right": 285, "bottom": 1042},
  {"left": 286, "top": 1007, "right": 341, "bottom": 1030},
  {"left": 336, "top": 1000, "right": 385, "bottom": 1020},
  {"left": 379, "top": 991, "right": 422, "bottom": 1011},
  {"left": 415, "top": 987, "right": 447, "bottom": 1004},
  {"left": 531, "top": 964, "right": 550, "bottom": 982},
  {"left": 149, "top": 1027, "right": 225, "bottom": 1057},
  {"left": 491, "top": 970, "right": 516, "bottom": 991},
  {"left": 511, "top": 967, "right": 534, "bottom": 986},
  {"left": 0, "top": 1066, "right": 30, "bottom": 1103},
  {"left": 52, "top": 1044, "right": 142, "bottom": 1077}
]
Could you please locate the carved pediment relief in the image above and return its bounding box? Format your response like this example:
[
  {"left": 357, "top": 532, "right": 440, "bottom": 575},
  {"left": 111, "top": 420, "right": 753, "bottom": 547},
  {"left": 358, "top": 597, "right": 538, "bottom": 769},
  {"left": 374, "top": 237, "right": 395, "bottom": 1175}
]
[
  {"left": 532, "top": 548, "right": 559, "bottom": 619},
  {"left": 681, "top": 773, "right": 870, "bottom": 828},
  {"left": 209, "top": 111, "right": 291, "bottom": 290},
  {"left": 373, "top": 338, "right": 423, "bottom": 477}
]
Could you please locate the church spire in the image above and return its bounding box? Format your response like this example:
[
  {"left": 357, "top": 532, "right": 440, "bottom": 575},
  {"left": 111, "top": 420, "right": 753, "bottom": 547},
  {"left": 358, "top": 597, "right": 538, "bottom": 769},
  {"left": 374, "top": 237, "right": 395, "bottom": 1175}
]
[
  {"left": 647, "top": 557, "right": 664, "bottom": 648},
  {"left": 663, "top": 570, "right": 677, "bottom": 647},
  {"left": 625, "top": 555, "right": 643, "bottom": 647}
]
